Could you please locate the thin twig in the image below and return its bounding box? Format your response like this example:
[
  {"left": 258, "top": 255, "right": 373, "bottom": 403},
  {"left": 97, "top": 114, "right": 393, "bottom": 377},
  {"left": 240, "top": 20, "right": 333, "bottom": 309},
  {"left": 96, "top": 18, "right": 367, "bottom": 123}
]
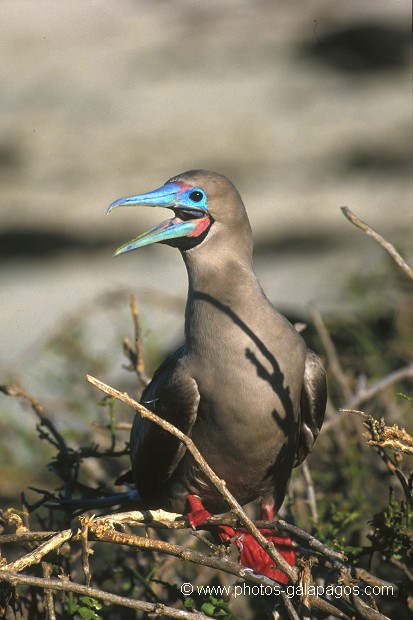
[
  {"left": 308, "top": 303, "right": 353, "bottom": 402},
  {"left": 341, "top": 206, "right": 413, "bottom": 280},
  {"left": 86, "top": 374, "right": 297, "bottom": 583},
  {"left": 351, "top": 590, "right": 392, "bottom": 620},
  {"left": 341, "top": 408, "right": 413, "bottom": 505},
  {"left": 322, "top": 363, "right": 413, "bottom": 433},
  {"left": 80, "top": 517, "right": 92, "bottom": 586},
  {"left": 41, "top": 562, "right": 56, "bottom": 620},
  {"left": 279, "top": 591, "right": 301, "bottom": 620},
  {"left": 0, "top": 531, "right": 56, "bottom": 544},
  {"left": 3, "top": 528, "right": 74, "bottom": 573},
  {"left": 345, "top": 364, "right": 413, "bottom": 411},
  {"left": 0, "top": 384, "right": 68, "bottom": 454},
  {"left": 276, "top": 520, "right": 346, "bottom": 568},
  {"left": 301, "top": 462, "right": 318, "bottom": 524},
  {"left": 93, "top": 421, "right": 132, "bottom": 432},
  {"left": 123, "top": 294, "right": 150, "bottom": 386}
]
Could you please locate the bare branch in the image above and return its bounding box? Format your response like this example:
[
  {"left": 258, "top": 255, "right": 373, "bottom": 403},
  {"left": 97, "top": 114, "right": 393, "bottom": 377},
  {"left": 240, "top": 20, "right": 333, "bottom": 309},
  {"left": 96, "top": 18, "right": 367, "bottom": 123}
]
[
  {"left": 0, "top": 384, "right": 68, "bottom": 454},
  {"left": 301, "top": 462, "right": 318, "bottom": 524},
  {"left": 341, "top": 206, "right": 413, "bottom": 280},
  {"left": 123, "top": 294, "right": 150, "bottom": 386},
  {"left": 82, "top": 514, "right": 281, "bottom": 587},
  {"left": 322, "top": 363, "right": 413, "bottom": 433},
  {"left": 308, "top": 303, "right": 353, "bottom": 402},
  {"left": 279, "top": 591, "right": 301, "bottom": 620},
  {"left": 80, "top": 517, "right": 93, "bottom": 586},
  {"left": 0, "top": 531, "right": 56, "bottom": 544},
  {"left": 0, "top": 570, "right": 210, "bottom": 620},
  {"left": 351, "top": 591, "right": 392, "bottom": 620},
  {"left": 341, "top": 408, "right": 413, "bottom": 504},
  {"left": 41, "top": 562, "right": 56, "bottom": 620},
  {"left": 345, "top": 364, "right": 413, "bottom": 411},
  {"left": 340, "top": 409, "right": 413, "bottom": 455},
  {"left": 3, "top": 529, "right": 74, "bottom": 573}
]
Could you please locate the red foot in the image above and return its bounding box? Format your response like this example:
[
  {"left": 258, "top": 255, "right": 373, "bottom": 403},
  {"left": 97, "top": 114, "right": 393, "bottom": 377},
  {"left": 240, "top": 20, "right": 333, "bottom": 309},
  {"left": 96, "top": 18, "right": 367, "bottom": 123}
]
[
  {"left": 186, "top": 495, "right": 213, "bottom": 529},
  {"left": 186, "top": 496, "right": 295, "bottom": 584},
  {"left": 238, "top": 533, "right": 295, "bottom": 584}
]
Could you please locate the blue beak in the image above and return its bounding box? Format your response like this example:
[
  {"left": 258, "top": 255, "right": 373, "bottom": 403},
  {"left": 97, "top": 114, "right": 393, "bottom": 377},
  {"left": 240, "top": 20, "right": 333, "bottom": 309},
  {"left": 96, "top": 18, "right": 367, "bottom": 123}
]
[{"left": 107, "top": 182, "right": 202, "bottom": 255}]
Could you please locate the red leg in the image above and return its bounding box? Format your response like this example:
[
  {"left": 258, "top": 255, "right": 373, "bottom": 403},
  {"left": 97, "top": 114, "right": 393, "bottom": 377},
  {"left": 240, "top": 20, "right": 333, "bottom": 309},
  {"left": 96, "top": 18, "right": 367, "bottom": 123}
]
[
  {"left": 260, "top": 503, "right": 274, "bottom": 521},
  {"left": 186, "top": 495, "right": 213, "bottom": 529}
]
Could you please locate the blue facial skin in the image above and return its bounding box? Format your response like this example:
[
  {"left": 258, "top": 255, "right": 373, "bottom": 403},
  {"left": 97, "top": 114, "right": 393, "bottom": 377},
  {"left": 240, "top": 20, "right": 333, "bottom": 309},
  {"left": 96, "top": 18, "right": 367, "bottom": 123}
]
[{"left": 107, "top": 182, "right": 210, "bottom": 255}]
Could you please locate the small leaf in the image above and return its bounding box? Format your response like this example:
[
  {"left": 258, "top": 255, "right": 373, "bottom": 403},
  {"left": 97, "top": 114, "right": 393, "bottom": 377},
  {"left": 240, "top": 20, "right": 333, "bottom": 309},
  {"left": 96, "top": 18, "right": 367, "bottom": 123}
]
[{"left": 201, "top": 602, "right": 217, "bottom": 616}]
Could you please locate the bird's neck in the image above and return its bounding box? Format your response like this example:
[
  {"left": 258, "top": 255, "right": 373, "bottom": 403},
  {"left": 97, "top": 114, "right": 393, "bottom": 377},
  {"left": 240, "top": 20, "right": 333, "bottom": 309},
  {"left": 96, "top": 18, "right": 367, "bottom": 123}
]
[{"left": 182, "top": 243, "right": 264, "bottom": 351}]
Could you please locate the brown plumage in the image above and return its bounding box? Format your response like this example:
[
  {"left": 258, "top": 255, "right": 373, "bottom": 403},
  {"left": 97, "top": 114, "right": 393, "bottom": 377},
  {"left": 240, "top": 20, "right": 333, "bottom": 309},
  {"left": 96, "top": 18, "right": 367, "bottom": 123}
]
[{"left": 109, "top": 170, "right": 327, "bottom": 516}]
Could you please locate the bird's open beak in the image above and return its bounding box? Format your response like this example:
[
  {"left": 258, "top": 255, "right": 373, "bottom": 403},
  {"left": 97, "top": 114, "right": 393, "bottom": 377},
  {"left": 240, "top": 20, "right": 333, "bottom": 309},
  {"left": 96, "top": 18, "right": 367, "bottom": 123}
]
[{"left": 107, "top": 182, "right": 209, "bottom": 255}]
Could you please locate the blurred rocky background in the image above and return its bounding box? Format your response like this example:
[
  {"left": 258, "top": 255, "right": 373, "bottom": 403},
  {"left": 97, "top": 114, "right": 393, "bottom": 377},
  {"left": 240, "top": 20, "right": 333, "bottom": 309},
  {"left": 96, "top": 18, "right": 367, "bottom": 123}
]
[{"left": 1, "top": 0, "right": 411, "bottom": 363}]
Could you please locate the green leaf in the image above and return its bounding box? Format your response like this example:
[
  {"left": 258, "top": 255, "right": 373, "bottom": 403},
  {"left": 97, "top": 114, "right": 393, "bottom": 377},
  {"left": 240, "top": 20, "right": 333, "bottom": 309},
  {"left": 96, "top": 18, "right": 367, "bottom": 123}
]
[
  {"left": 184, "top": 597, "right": 195, "bottom": 610},
  {"left": 201, "top": 602, "right": 217, "bottom": 616},
  {"left": 79, "top": 596, "right": 102, "bottom": 610}
]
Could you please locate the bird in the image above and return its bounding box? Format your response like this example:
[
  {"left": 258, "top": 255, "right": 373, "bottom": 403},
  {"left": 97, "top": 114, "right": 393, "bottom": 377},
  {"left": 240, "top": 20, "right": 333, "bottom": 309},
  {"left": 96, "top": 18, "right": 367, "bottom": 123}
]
[{"left": 108, "top": 170, "right": 327, "bottom": 581}]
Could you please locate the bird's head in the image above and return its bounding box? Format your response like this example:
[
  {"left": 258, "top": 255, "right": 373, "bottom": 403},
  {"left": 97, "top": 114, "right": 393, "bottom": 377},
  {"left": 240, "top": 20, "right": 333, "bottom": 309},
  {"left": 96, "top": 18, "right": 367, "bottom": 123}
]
[{"left": 107, "top": 170, "right": 250, "bottom": 255}]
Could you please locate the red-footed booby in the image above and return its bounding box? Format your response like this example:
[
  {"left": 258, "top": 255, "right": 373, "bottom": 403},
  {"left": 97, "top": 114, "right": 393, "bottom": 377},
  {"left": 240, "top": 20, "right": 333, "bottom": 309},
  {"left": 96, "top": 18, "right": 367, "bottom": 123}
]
[{"left": 108, "top": 170, "right": 327, "bottom": 582}]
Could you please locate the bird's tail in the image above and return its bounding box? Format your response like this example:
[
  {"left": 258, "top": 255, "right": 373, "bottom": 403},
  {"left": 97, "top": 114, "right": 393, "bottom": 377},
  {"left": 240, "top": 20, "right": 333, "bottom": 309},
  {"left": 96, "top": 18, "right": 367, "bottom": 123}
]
[{"left": 46, "top": 488, "right": 140, "bottom": 512}]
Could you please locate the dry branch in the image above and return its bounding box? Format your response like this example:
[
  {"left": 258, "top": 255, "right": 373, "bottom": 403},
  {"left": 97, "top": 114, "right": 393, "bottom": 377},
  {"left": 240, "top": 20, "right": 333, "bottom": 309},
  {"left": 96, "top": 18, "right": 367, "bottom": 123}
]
[
  {"left": 344, "top": 364, "right": 413, "bottom": 411},
  {"left": 322, "top": 363, "right": 413, "bottom": 433},
  {"left": 3, "top": 528, "right": 74, "bottom": 573},
  {"left": 0, "top": 570, "right": 210, "bottom": 620},
  {"left": 341, "top": 206, "right": 413, "bottom": 280},
  {"left": 123, "top": 294, "right": 150, "bottom": 386},
  {"left": 308, "top": 303, "right": 352, "bottom": 403},
  {"left": 1, "top": 512, "right": 355, "bottom": 619},
  {"left": 340, "top": 409, "right": 413, "bottom": 456}
]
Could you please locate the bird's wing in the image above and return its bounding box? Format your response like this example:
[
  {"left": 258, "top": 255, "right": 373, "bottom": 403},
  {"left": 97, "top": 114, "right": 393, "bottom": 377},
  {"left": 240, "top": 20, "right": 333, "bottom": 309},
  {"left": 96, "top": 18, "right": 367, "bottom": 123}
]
[
  {"left": 130, "top": 346, "right": 200, "bottom": 496},
  {"left": 294, "top": 349, "right": 327, "bottom": 467}
]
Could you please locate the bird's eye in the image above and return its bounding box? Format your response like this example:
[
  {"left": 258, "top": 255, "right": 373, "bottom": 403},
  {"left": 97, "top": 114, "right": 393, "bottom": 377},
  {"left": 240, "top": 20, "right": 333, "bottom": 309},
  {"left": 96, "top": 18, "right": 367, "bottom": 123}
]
[{"left": 189, "top": 190, "right": 204, "bottom": 203}]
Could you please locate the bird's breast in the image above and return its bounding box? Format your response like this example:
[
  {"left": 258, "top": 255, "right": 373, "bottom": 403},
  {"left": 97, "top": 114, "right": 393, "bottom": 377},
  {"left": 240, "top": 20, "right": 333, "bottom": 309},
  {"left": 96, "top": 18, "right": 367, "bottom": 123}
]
[{"left": 187, "top": 323, "right": 304, "bottom": 463}]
